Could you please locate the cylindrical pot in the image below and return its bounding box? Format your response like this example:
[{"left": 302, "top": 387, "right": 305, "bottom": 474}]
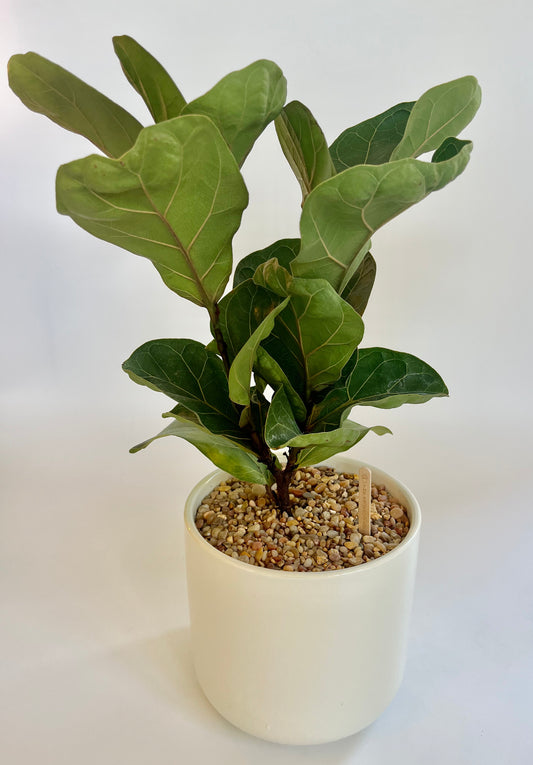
[{"left": 184, "top": 456, "right": 421, "bottom": 745}]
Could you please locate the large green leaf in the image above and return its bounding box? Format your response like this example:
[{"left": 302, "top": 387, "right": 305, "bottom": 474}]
[
  {"left": 329, "top": 101, "right": 414, "bottom": 171},
  {"left": 390, "top": 76, "right": 481, "bottom": 160},
  {"left": 233, "top": 238, "right": 300, "bottom": 287},
  {"left": 217, "top": 280, "right": 281, "bottom": 363},
  {"left": 254, "top": 259, "right": 365, "bottom": 396},
  {"left": 181, "top": 60, "right": 286, "bottom": 166},
  {"left": 309, "top": 347, "right": 448, "bottom": 430},
  {"left": 341, "top": 251, "right": 376, "bottom": 315},
  {"left": 131, "top": 407, "right": 272, "bottom": 484},
  {"left": 112, "top": 35, "right": 186, "bottom": 122},
  {"left": 228, "top": 297, "right": 290, "bottom": 405},
  {"left": 275, "top": 100, "right": 336, "bottom": 200},
  {"left": 122, "top": 339, "right": 246, "bottom": 441},
  {"left": 8, "top": 52, "right": 143, "bottom": 158},
  {"left": 56, "top": 115, "right": 248, "bottom": 307},
  {"left": 292, "top": 421, "right": 391, "bottom": 468},
  {"left": 291, "top": 141, "right": 473, "bottom": 290},
  {"left": 264, "top": 387, "right": 302, "bottom": 449}
]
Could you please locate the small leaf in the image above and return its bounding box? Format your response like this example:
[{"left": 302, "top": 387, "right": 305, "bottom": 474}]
[
  {"left": 122, "top": 339, "right": 246, "bottom": 441},
  {"left": 309, "top": 347, "right": 448, "bottom": 430},
  {"left": 228, "top": 297, "right": 290, "bottom": 405},
  {"left": 182, "top": 59, "right": 287, "bottom": 166},
  {"left": 293, "top": 421, "right": 391, "bottom": 468},
  {"left": 275, "top": 100, "right": 336, "bottom": 201},
  {"left": 341, "top": 251, "right": 376, "bottom": 315},
  {"left": 329, "top": 101, "right": 414, "bottom": 171},
  {"left": 390, "top": 76, "right": 481, "bottom": 160},
  {"left": 233, "top": 238, "right": 300, "bottom": 287},
  {"left": 292, "top": 141, "right": 473, "bottom": 290},
  {"left": 112, "top": 35, "right": 186, "bottom": 122},
  {"left": 131, "top": 408, "right": 272, "bottom": 484},
  {"left": 56, "top": 115, "right": 248, "bottom": 307},
  {"left": 8, "top": 52, "right": 143, "bottom": 158},
  {"left": 254, "top": 259, "right": 365, "bottom": 396},
  {"left": 264, "top": 387, "right": 302, "bottom": 449}
]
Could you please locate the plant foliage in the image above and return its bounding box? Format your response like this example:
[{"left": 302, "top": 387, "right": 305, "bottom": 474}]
[{"left": 8, "top": 39, "right": 480, "bottom": 512}]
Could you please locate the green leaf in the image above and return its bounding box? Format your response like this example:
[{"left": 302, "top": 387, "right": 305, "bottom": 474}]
[
  {"left": 122, "top": 339, "right": 246, "bottom": 441},
  {"left": 228, "top": 297, "right": 290, "bottom": 405},
  {"left": 275, "top": 100, "right": 336, "bottom": 200},
  {"left": 233, "top": 238, "right": 300, "bottom": 287},
  {"left": 341, "top": 251, "right": 376, "bottom": 315},
  {"left": 254, "top": 259, "right": 365, "bottom": 396},
  {"left": 264, "top": 387, "right": 302, "bottom": 449},
  {"left": 8, "top": 52, "right": 143, "bottom": 158},
  {"left": 56, "top": 115, "right": 248, "bottom": 307},
  {"left": 292, "top": 141, "right": 473, "bottom": 290},
  {"left": 432, "top": 136, "right": 471, "bottom": 163},
  {"left": 254, "top": 347, "right": 307, "bottom": 422},
  {"left": 217, "top": 280, "right": 281, "bottom": 363},
  {"left": 293, "top": 421, "right": 391, "bottom": 468},
  {"left": 329, "top": 101, "right": 414, "bottom": 171},
  {"left": 390, "top": 76, "right": 481, "bottom": 160},
  {"left": 238, "top": 388, "right": 270, "bottom": 438},
  {"left": 181, "top": 59, "right": 287, "bottom": 166},
  {"left": 131, "top": 407, "right": 272, "bottom": 484},
  {"left": 112, "top": 35, "right": 186, "bottom": 122},
  {"left": 309, "top": 347, "right": 448, "bottom": 430}
]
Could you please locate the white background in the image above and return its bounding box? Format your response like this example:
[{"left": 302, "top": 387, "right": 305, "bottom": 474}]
[{"left": 2, "top": 1, "right": 532, "bottom": 762}]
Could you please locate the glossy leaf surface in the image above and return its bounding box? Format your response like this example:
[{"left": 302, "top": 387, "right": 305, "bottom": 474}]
[
  {"left": 131, "top": 407, "right": 272, "bottom": 484},
  {"left": 330, "top": 101, "right": 414, "bottom": 170},
  {"left": 56, "top": 115, "right": 248, "bottom": 306},
  {"left": 217, "top": 280, "right": 280, "bottom": 363},
  {"left": 293, "top": 422, "right": 391, "bottom": 468},
  {"left": 254, "top": 347, "right": 307, "bottom": 422},
  {"left": 8, "top": 52, "right": 143, "bottom": 158},
  {"left": 233, "top": 238, "right": 300, "bottom": 287},
  {"left": 264, "top": 387, "right": 301, "bottom": 449},
  {"left": 309, "top": 347, "right": 448, "bottom": 430},
  {"left": 228, "top": 297, "right": 290, "bottom": 405},
  {"left": 113, "top": 35, "right": 186, "bottom": 122},
  {"left": 390, "top": 76, "right": 481, "bottom": 160},
  {"left": 122, "top": 339, "right": 245, "bottom": 441},
  {"left": 182, "top": 60, "right": 286, "bottom": 166},
  {"left": 275, "top": 100, "right": 336, "bottom": 200},
  {"left": 254, "top": 259, "right": 364, "bottom": 396}
]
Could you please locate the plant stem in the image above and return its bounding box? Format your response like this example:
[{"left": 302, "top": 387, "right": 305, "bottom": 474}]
[
  {"left": 272, "top": 447, "right": 299, "bottom": 514},
  {"left": 209, "top": 302, "right": 231, "bottom": 376}
]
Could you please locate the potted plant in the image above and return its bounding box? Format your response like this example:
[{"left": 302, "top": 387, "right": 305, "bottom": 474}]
[{"left": 8, "top": 37, "right": 480, "bottom": 745}]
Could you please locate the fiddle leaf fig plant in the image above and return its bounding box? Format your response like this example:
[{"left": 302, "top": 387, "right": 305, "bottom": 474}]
[{"left": 8, "top": 37, "right": 481, "bottom": 513}]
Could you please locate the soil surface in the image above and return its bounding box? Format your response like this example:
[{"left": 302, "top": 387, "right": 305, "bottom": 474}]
[{"left": 195, "top": 466, "right": 410, "bottom": 572}]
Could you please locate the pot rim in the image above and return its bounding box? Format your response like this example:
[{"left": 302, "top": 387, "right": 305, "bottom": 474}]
[{"left": 184, "top": 457, "right": 421, "bottom": 579}]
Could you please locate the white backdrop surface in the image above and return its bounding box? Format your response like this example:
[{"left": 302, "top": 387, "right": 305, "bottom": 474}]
[{"left": 2, "top": 1, "right": 532, "bottom": 763}]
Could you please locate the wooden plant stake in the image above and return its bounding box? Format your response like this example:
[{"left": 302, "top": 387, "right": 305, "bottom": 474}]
[{"left": 358, "top": 467, "right": 371, "bottom": 536}]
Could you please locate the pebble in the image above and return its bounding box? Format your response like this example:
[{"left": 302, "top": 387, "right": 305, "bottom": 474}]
[{"left": 195, "top": 467, "right": 410, "bottom": 572}]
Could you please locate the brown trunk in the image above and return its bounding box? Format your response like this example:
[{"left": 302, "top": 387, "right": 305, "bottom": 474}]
[{"left": 272, "top": 449, "right": 298, "bottom": 515}]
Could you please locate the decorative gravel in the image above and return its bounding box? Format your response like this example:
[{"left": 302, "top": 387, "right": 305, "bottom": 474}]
[{"left": 195, "top": 466, "right": 410, "bottom": 572}]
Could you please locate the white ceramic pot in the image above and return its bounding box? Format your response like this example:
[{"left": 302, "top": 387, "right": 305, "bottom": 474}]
[{"left": 184, "top": 456, "right": 421, "bottom": 745}]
